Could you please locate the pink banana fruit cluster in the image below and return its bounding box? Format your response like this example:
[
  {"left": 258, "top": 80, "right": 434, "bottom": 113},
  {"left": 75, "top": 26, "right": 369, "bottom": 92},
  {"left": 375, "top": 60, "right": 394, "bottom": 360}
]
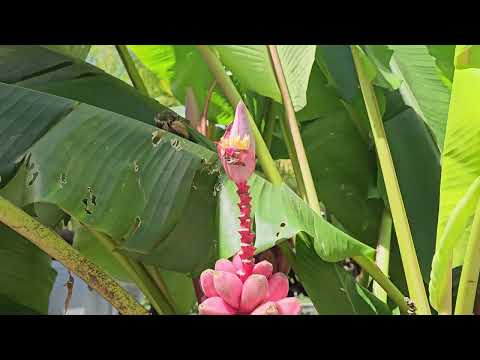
[{"left": 198, "top": 102, "right": 302, "bottom": 315}]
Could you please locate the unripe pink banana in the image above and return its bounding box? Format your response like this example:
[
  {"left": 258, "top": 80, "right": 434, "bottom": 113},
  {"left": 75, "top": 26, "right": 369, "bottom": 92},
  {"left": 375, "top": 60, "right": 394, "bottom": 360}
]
[
  {"left": 213, "top": 270, "right": 243, "bottom": 309},
  {"left": 198, "top": 297, "right": 237, "bottom": 315},
  {"left": 232, "top": 253, "right": 243, "bottom": 272},
  {"left": 252, "top": 260, "right": 273, "bottom": 279},
  {"left": 215, "top": 259, "right": 237, "bottom": 274},
  {"left": 250, "top": 301, "right": 279, "bottom": 315},
  {"left": 267, "top": 272, "right": 289, "bottom": 301},
  {"left": 200, "top": 269, "right": 218, "bottom": 298},
  {"left": 239, "top": 274, "right": 269, "bottom": 313},
  {"left": 276, "top": 297, "right": 302, "bottom": 315}
]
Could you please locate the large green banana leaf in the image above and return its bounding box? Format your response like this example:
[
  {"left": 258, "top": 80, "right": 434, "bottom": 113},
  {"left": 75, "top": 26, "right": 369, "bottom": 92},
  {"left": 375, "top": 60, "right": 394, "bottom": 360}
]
[
  {"left": 429, "top": 46, "right": 480, "bottom": 310},
  {"left": 389, "top": 45, "right": 451, "bottom": 149},
  {"left": 129, "top": 45, "right": 233, "bottom": 124},
  {"left": 213, "top": 45, "right": 316, "bottom": 112}
]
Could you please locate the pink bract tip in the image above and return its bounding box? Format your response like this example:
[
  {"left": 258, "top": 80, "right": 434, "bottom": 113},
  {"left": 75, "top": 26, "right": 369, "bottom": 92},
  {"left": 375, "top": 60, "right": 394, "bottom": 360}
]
[{"left": 217, "top": 102, "right": 256, "bottom": 183}]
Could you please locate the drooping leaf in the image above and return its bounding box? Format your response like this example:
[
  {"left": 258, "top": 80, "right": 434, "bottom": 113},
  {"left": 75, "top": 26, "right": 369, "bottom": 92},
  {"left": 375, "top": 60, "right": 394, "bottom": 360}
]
[
  {"left": 218, "top": 174, "right": 375, "bottom": 262},
  {"left": 389, "top": 45, "right": 451, "bottom": 149},
  {"left": 0, "top": 82, "right": 218, "bottom": 274}
]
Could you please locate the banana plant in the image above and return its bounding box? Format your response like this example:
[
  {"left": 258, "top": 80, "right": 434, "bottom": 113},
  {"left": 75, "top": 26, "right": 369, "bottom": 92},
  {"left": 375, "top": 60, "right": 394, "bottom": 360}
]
[{"left": 1, "top": 44, "right": 478, "bottom": 315}]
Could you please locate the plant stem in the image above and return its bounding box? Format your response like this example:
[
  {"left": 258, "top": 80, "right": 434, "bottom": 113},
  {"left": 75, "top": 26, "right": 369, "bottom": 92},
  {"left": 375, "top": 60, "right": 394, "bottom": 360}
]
[
  {"left": 278, "top": 113, "right": 308, "bottom": 201},
  {"left": 352, "top": 255, "right": 409, "bottom": 314},
  {"left": 267, "top": 45, "right": 321, "bottom": 215},
  {"left": 196, "top": 45, "right": 283, "bottom": 186},
  {"left": 262, "top": 99, "right": 276, "bottom": 150},
  {"left": 87, "top": 228, "right": 175, "bottom": 315},
  {"left": 351, "top": 45, "right": 431, "bottom": 315},
  {"left": 115, "top": 45, "right": 149, "bottom": 96},
  {"left": 438, "top": 259, "right": 452, "bottom": 315},
  {"left": 372, "top": 209, "right": 393, "bottom": 303},
  {"left": 455, "top": 199, "right": 480, "bottom": 315},
  {"left": 0, "top": 195, "right": 148, "bottom": 315}
]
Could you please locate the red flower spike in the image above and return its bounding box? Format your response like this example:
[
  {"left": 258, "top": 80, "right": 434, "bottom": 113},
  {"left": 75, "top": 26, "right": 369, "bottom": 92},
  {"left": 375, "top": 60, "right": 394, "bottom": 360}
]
[{"left": 197, "top": 102, "right": 301, "bottom": 315}]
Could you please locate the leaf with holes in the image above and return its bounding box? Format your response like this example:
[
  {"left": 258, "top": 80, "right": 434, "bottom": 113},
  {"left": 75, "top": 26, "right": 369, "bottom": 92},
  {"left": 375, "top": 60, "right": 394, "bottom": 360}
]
[{"left": 0, "top": 82, "right": 218, "bottom": 274}]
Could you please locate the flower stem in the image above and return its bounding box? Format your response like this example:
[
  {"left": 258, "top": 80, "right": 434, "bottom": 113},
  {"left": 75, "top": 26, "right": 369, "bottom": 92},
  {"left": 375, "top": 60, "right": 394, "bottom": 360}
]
[
  {"left": 455, "top": 199, "right": 480, "bottom": 314},
  {"left": 196, "top": 45, "right": 283, "bottom": 186},
  {"left": 267, "top": 45, "right": 321, "bottom": 215},
  {"left": 372, "top": 209, "right": 393, "bottom": 303},
  {"left": 0, "top": 195, "right": 148, "bottom": 315},
  {"left": 351, "top": 45, "right": 431, "bottom": 314},
  {"left": 236, "top": 181, "right": 255, "bottom": 279},
  {"left": 115, "top": 45, "right": 149, "bottom": 96}
]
